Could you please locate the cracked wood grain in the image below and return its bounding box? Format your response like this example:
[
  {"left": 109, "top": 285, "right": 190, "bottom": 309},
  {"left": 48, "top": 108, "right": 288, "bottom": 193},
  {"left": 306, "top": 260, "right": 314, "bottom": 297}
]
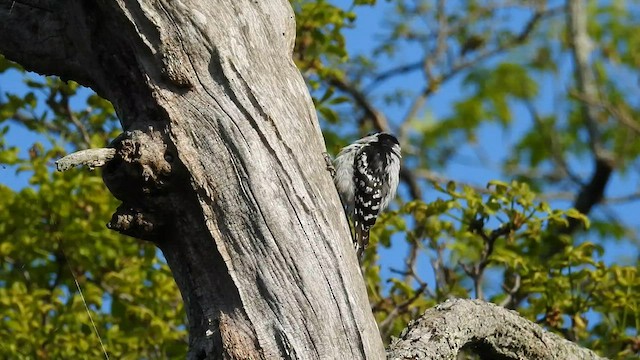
[{"left": 0, "top": 0, "right": 383, "bottom": 358}]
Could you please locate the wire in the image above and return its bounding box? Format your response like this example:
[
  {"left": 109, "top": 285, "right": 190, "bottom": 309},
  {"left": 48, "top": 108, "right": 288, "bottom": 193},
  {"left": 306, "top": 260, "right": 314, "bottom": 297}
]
[{"left": 62, "top": 248, "right": 110, "bottom": 360}]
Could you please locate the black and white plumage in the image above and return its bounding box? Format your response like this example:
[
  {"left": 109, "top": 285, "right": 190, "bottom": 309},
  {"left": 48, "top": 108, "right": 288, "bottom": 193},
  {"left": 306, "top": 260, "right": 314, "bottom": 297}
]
[{"left": 332, "top": 132, "right": 401, "bottom": 260}]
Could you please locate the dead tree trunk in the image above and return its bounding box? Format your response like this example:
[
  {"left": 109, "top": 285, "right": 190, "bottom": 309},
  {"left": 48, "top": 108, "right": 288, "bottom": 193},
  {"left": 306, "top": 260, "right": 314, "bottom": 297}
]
[
  {"left": 0, "top": 1, "right": 607, "bottom": 359},
  {"left": 0, "top": 0, "right": 383, "bottom": 358}
]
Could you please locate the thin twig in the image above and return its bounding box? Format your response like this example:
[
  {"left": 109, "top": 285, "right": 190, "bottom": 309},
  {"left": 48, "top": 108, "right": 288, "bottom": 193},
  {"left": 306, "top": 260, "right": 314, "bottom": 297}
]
[
  {"left": 398, "top": 0, "right": 448, "bottom": 143},
  {"left": 570, "top": 91, "right": 640, "bottom": 135},
  {"left": 11, "top": 111, "right": 59, "bottom": 133},
  {"left": 378, "top": 284, "right": 428, "bottom": 339},
  {"left": 524, "top": 101, "right": 582, "bottom": 185},
  {"left": 462, "top": 222, "right": 512, "bottom": 300},
  {"left": 414, "top": 168, "right": 491, "bottom": 195},
  {"left": 603, "top": 192, "right": 640, "bottom": 204},
  {"left": 396, "top": 7, "right": 559, "bottom": 145},
  {"left": 499, "top": 273, "right": 521, "bottom": 308},
  {"left": 63, "top": 95, "right": 92, "bottom": 148},
  {"left": 327, "top": 76, "right": 390, "bottom": 132},
  {"left": 365, "top": 61, "right": 423, "bottom": 93}
]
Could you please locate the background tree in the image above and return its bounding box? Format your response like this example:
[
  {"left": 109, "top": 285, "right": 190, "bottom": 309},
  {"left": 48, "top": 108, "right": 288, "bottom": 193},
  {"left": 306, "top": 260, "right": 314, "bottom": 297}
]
[
  {"left": 295, "top": 0, "right": 639, "bottom": 356},
  {"left": 0, "top": 0, "right": 638, "bottom": 359}
]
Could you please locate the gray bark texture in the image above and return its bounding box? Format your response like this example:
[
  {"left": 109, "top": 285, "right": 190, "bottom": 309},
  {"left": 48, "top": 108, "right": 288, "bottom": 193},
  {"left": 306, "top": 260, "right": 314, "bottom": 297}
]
[
  {"left": 387, "top": 299, "right": 606, "bottom": 360},
  {"left": 0, "top": 0, "right": 606, "bottom": 359},
  {"left": 0, "top": 0, "right": 383, "bottom": 358}
]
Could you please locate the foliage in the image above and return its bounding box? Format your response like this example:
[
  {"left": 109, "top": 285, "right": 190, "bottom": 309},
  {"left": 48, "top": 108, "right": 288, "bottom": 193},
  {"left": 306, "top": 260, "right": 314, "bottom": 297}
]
[
  {"left": 0, "top": 55, "right": 186, "bottom": 358},
  {"left": 1, "top": 0, "right": 640, "bottom": 359},
  {"left": 369, "top": 180, "right": 638, "bottom": 357}
]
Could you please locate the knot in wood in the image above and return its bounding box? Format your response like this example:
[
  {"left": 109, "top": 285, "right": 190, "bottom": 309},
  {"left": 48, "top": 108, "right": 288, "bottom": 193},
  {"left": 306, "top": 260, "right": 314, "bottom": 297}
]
[
  {"left": 107, "top": 204, "right": 163, "bottom": 241},
  {"left": 103, "top": 129, "right": 175, "bottom": 203}
]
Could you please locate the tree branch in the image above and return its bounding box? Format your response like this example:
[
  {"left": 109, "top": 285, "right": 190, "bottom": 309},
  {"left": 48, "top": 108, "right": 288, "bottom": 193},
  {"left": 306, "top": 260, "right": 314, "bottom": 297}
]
[
  {"left": 525, "top": 101, "right": 583, "bottom": 185},
  {"left": 55, "top": 148, "right": 116, "bottom": 171},
  {"left": 328, "top": 75, "right": 390, "bottom": 132},
  {"left": 567, "top": 0, "right": 601, "bottom": 156},
  {"left": 0, "top": 0, "right": 97, "bottom": 90},
  {"left": 61, "top": 93, "right": 92, "bottom": 149},
  {"left": 563, "top": 0, "right": 615, "bottom": 234},
  {"left": 564, "top": 156, "right": 614, "bottom": 234},
  {"left": 461, "top": 222, "right": 511, "bottom": 300},
  {"left": 387, "top": 299, "right": 606, "bottom": 360},
  {"left": 570, "top": 91, "right": 640, "bottom": 135}
]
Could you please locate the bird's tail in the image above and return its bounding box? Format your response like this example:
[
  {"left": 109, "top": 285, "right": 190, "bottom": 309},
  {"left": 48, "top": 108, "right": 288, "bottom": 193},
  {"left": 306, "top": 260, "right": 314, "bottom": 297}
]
[{"left": 354, "top": 223, "right": 370, "bottom": 261}]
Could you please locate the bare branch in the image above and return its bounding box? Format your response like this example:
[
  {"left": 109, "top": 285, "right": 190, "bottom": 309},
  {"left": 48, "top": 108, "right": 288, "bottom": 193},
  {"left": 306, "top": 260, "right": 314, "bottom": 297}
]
[
  {"left": 414, "top": 168, "right": 491, "bottom": 195},
  {"left": 398, "top": 0, "right": 448, "bottom": 142},
  {"left": 328, "top": 75, "right": 390, "bottom": 132},
  {"left": 444, "top": 7, "right": 561, "bottom": 84},
  {"left": 399, "top": 167, "right": 422, "bottom": 200},
  {"left": 396, "top": 7, "right": 560, "bottom": 145},
  {"left": 430, "top": 245, "right": 447, "bottom": 296},
  {"left": 564, "top": 157, "right": 615, "bottom": 234},
  {"left": 55, "top": 148, "right": 115, "bottom": 171},
  {"left": 10, "top": 111, "right": 60, "bottom": 133},
  {"left": 378, "top": 284, "right": 428, "bottom": 340},
  {"left": 570, "top": 90, "right": 640, "bottom": 135},
  {"left": 365, "top": 61, "right": 423, "bottom": 93},
  {"left": 462, "top": 222, "right": 512, "bottom": 300},
  {"left": 567, "top": 0, "right": 602, "bottom": 156},
  {"left": 525, "top": 101, "right": 583, "bottom": 185},
  {"left": 603, "top": 192, "right": 640, "bottom": 204},
  {"left": 62, "top": 95, "right": 92, "bottom": 149},
  {"left": 563, "top": 0, "right": 616, "bottom": 234},
  {"left": 499, "top": 273, "right": 521, "bottom": 308},
  {"left": 387, "top": 299, "right": 606, "bottom": 360}
]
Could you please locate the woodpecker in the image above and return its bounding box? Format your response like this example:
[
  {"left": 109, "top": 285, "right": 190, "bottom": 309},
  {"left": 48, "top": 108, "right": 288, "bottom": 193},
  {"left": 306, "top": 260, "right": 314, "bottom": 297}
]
[{"left": 331, "top": 133, "right": 401, "bottom": 260}]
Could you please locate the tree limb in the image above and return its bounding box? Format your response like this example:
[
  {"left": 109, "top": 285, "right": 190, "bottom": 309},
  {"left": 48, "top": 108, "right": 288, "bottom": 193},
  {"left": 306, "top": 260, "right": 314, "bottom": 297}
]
[
  {"left": 0, "top": 0, "right": 97, "bottom": 91},
  {"left": 387, "top": 299, "right": 606, "bottom": 360},
  {"left": 55, "top": 148, "right": 116, "bottom": 171},
  {"left": 328, "top": 75, "right": 390, "bottom": 132},
  {"left": 563, "top": 0, "right": 615, "bottom": 234}
]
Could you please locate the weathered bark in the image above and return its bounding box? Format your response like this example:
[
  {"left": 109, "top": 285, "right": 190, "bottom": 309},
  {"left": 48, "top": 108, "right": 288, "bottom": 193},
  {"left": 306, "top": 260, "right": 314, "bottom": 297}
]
[
  {"left": 1, "top": 0, "right": 382, "bottom": 358},
  {"left": 387, "top": 299, "right": 606, "bottom": 360}
]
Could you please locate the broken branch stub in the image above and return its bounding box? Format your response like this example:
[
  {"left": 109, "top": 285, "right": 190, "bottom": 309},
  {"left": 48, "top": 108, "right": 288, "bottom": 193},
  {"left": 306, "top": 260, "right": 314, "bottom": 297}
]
[
  {"left": 55, "top": 148, "right": 116, "bottom": 171},
  {"left": 102, "top": 129, "right": 174, "bottom": 202},
  {"left": 101, "top": 128, "right": 178, "bottom": 241},
  {"left": 57, "top": 128, "right": 179, "bottom": 242}
]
